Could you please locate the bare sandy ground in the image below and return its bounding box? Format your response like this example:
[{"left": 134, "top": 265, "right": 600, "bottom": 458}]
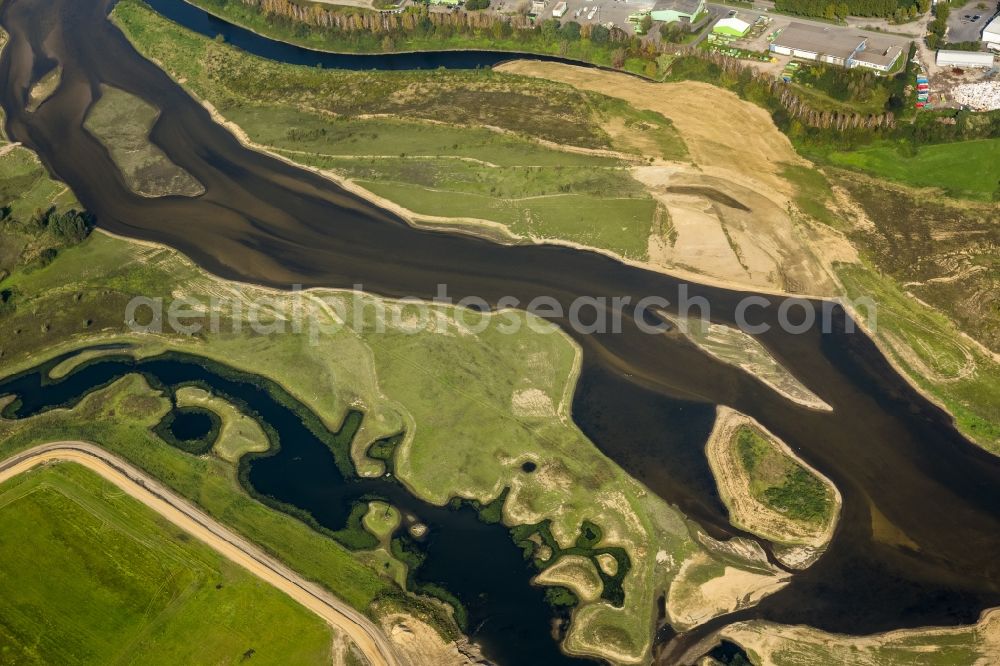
[
  {"left": 497, "top": 61, "right": 857, "bottom": 297},
  {"left": 721, "top": 607, "right": 1000, "bottom": 666},
  {"left": 666, "top": 550, "right": 790, "bottom": 631},
  {"left": 0, "top": 442, "right": 401, "bottom": 666},
  {"left": 377, "top": 611, "right": 486, "bottom": 666}
]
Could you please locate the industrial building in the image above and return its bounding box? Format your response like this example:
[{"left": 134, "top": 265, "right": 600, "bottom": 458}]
[
  {"left": 769, "top": 23, "right": 903, "bottom": 72},
  {"left": 650, "top": 0, "right": 705, "bottom": 24},
  {"left": 713, "top": 16, "right": 750, "bottom": 37},
  {"left": 984, "top": 16, "right": 1000, "bottom": 51},
  {"left": 936, "top": 50, "right": 996, "bottom": 68}
]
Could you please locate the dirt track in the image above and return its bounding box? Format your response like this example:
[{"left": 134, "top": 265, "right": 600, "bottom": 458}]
[{"left": 0, "top": 442, "right": 401, "bottom": 666}]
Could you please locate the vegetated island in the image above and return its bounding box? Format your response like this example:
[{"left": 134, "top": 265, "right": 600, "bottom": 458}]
[
  {"left": 84, "top": 84, "right": 205, "bottom": 197},
  {"left": 706, "top": 407, "right": 840, "bottom": 569}
]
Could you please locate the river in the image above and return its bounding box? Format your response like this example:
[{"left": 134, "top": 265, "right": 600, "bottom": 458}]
[{"left": 1, "top": 0, "right": 999, "bottom": 663}]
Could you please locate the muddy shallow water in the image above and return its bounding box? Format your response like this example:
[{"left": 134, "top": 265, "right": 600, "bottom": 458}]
[{"left": 2, "top": 0, "right": 1000, "bottom": 661}]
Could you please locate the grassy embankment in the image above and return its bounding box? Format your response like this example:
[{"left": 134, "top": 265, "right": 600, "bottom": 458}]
[
  {"left": 114, "top": 0, "right": 688, "bottom": 261},
  {"left": 826, "top": 138, "right": 1000, "bottom": 202},
  {"left": 84, "top": 85, "right": 204, "bottom": 197},
  {"left": 0, "top": 461, "right": 342, "bottom": 665},
  {"left": 0, "top": 214, "right": 758, "bottom": 662},
  {"left": 779, "top": 163, "right": 1000, "bottom": 452},
  {"left": 722, "top": 608, "right": 1000, "bottom": 665}
]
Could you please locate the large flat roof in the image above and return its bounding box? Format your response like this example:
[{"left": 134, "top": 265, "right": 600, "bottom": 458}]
[
  {"left": 936, "top": 49, "right": 995, "bottom": 65},
  {"left": 652, "top": 0, "right": 703, "bottom": 16},
  {"left": 773, "top": 23, "right": 864, "bottom": 60},
  {"left": 854, "top": 36, "right": 904, "bottom": 68},
  {"left": 984, "top": 16, "right": 1000, "bottom": 38},
  {"left": 715, "top": 17, "right": 751, "bottom": 33}
]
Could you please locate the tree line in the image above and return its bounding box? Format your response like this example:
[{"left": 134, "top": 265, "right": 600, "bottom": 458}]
[
  {"left": 773, "top": 0, "right": 927, "bottom": 21},
  {"left": 248, "top": 0, "right": 635, "bottom": 45},
  {"left": 226, "top": 0, "right": 996, "bottom": 149},
  {"left": 668, "top": 48, "right": 898, "bottom": 134}
]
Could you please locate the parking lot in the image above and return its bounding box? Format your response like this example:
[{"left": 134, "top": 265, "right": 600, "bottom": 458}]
[
  {"left": 946, "top": 0, "right": 995, "bottom": 43},
  {"left": 528, "top": 0, "right": 654, "bottom": 34}
]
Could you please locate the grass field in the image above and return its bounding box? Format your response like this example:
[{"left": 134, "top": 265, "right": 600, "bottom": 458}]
[
  {"left": 0, "top": 462, "right": 335, "bottom": 665},
  {"left": 827, "top": 139, "right": 1000, "bottom": 201},
  {"left": 360, "top": 181, "right": 657, "bottom": 258},
  {"left": 228, "top": 105, "right": 662, "bottom": 258}
]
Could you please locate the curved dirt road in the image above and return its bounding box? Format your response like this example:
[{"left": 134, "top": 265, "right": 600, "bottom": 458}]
[{"left": 0, "top": 441, "right": 401, "bottom": 666}]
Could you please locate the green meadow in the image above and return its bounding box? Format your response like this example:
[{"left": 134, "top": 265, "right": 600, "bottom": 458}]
[
  {"left": 828, "top": 138, "right": 1000, "bottom": 201},
  {"left": 0, "top": 462, "right": 334, "bottom": 665}
]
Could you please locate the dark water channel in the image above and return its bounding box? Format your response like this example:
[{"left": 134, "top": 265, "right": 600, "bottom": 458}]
[{"left": 2, "top": 0, "right": 1000, "bottom": 663}]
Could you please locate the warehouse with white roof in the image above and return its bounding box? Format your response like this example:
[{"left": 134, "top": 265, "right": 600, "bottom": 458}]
[
  {"left": 936, "top": 50, "right": 995, "bottom": 68},
  {"left": 984, "top": 16, "right": 1000, "bottom": 51}
]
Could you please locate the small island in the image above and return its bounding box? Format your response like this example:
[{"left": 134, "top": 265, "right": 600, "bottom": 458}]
[{"left": 707, "top": 407, "right": 841, "bottom": 568}]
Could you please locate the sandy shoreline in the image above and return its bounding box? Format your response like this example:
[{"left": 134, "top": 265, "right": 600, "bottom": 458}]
[{"left": 195, "top": 97, "right": 840, "bottom": 300}]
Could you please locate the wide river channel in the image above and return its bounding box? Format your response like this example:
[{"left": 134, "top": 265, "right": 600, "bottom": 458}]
[{"left": 2, "top": 0, "right": 1000, "bottom": 663}]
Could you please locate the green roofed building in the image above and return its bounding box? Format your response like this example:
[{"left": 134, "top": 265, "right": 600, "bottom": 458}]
[
  {"left": 650, "top": 0, "right": 705, "bottom": 24},
  {"left": 713, "top": 16, "right": 750, "bottom": 37}
]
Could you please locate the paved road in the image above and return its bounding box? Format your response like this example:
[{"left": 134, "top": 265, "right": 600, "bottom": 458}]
[{"left": 0, "top": 442, "right": 402, "bottom": 666}]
